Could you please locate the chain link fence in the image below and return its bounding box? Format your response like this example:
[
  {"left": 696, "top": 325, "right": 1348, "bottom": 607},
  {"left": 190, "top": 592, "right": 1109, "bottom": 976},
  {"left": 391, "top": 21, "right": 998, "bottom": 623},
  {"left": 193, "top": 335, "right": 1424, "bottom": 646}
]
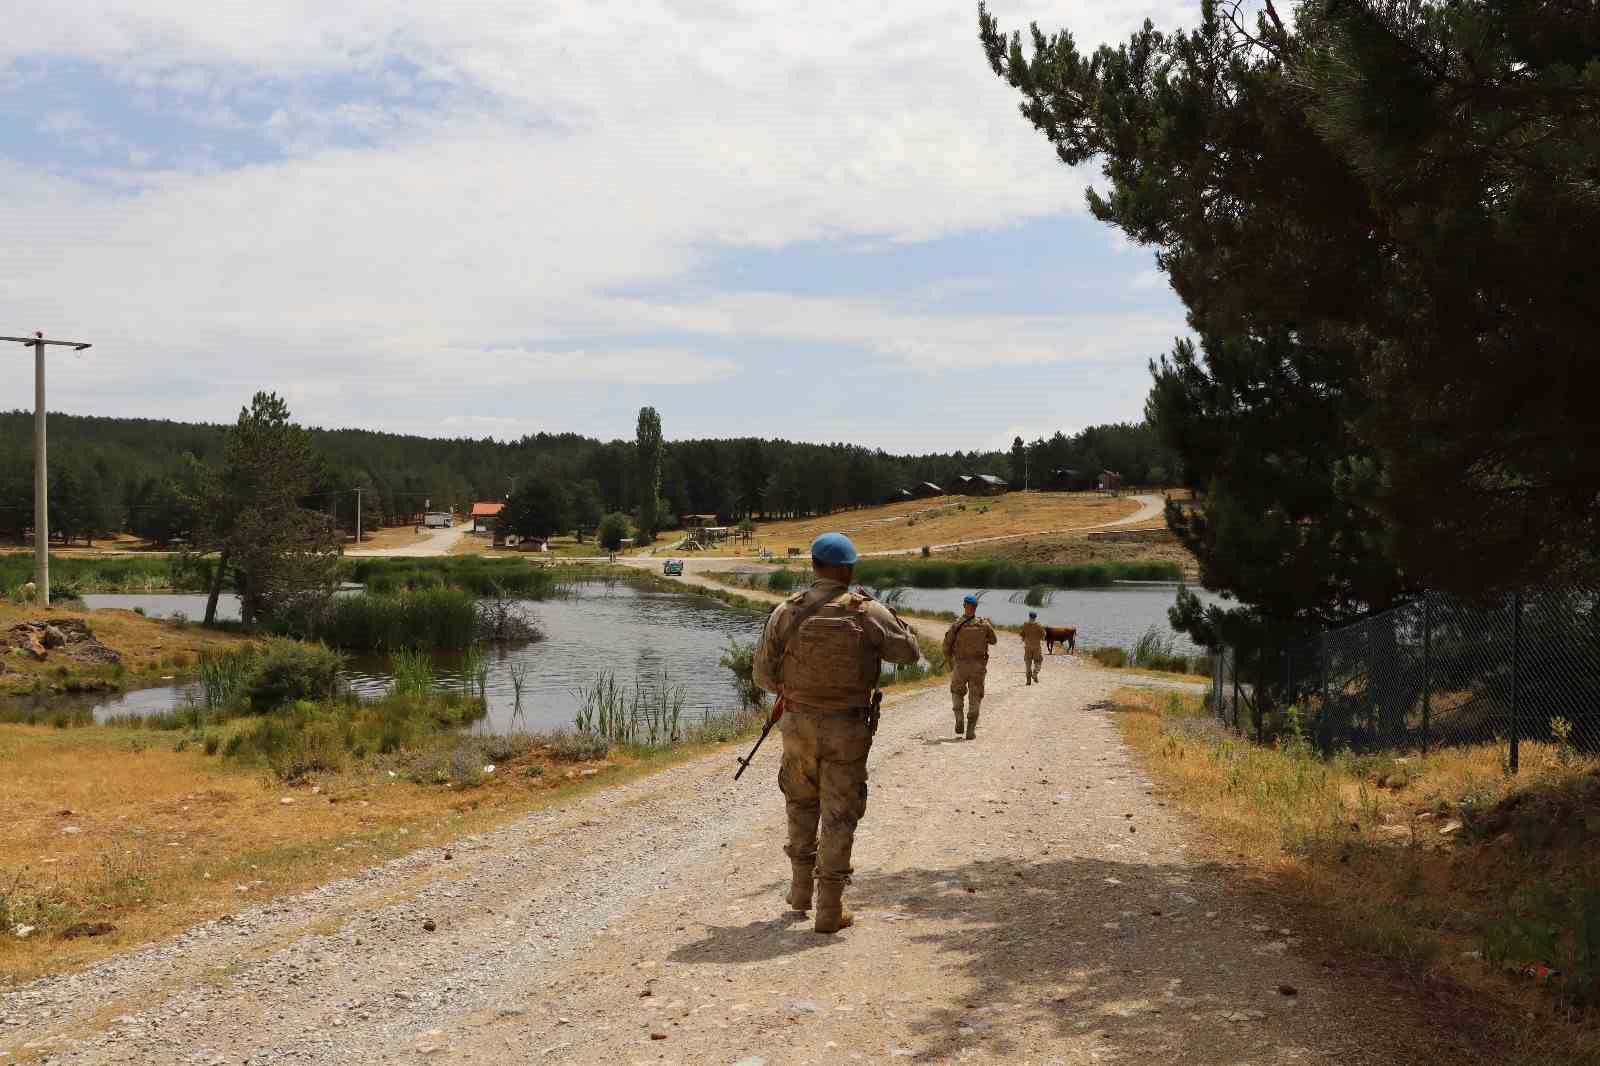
[{"left": 1212, "top": 587, "right": 1600, "bottom": 770}]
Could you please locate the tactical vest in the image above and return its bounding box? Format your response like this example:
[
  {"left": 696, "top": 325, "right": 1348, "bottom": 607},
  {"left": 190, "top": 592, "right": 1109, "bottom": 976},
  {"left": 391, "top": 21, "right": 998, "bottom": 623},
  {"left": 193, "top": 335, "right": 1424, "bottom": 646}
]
[
  {"left": 779, "top": 589, "right": 880, "bottom": 710},
  {"left": 951, "top": 617, "right": 992, "bottom": 661}
]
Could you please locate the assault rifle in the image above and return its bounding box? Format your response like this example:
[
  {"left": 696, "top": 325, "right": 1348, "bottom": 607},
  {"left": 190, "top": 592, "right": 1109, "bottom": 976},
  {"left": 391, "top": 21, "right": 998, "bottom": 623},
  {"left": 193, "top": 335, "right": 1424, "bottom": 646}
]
[{"left": 735, "top": 696, "right": 785, "bottom": 780}]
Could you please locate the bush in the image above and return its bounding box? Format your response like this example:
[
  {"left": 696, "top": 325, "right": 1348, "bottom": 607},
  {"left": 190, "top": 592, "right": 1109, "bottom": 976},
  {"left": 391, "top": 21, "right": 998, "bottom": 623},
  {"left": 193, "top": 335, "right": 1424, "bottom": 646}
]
[
  {"left": 1090, "top": 646, "right": 1128, "bottom": 668},
  {"left": 316, "top": 588, "right": 478, "bottom": 650},
  {"left": 719, "top": 638, "right": 767, "bottom": 711},
  {"left": 598, "top": 512, "right": 632, "bottom": 552},
  {"left": 241, "top": 639, "right": 343, "bottom": 713},
  {"left": 551, "top": 731, "right": 611, "bottom": 762},
  {"left": 341, "top": 557, "right": 561, "bottom": 597},
  {"left": 766, "top": 568, "right": 807, "bottom": 593}
]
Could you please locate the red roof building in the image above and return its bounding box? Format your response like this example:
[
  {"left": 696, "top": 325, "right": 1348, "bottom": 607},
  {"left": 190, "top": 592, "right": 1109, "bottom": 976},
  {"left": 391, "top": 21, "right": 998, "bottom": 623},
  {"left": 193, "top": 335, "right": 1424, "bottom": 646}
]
[{"left": 470, "top": 501, "right": 505, "bottom": 533}]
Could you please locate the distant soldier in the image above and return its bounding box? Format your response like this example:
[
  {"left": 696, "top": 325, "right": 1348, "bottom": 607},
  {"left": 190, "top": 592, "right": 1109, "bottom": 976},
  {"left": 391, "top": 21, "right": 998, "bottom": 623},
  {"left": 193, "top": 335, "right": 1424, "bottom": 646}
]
[
  {"left": 753, "top": 532, "right": 920, "bottom": 934},
  {"left": 1021, "top": 610, "right": 1045, "bottom": 685},
  {"left": 942, "top": 594, "right": 997, "bottom": 739}
]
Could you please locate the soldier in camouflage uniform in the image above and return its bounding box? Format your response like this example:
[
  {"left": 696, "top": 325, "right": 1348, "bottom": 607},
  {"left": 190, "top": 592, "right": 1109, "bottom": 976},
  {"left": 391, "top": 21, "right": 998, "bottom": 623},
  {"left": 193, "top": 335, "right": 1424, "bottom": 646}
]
[
  {"left": 1021, "top": 611, "right": 1045, "bottom": 685},
  {"left": 942, "top": 594, "right": 997, "bottom": 739},
  {"left": 753, "top": 532, "right": 920, "bottom": 933}
]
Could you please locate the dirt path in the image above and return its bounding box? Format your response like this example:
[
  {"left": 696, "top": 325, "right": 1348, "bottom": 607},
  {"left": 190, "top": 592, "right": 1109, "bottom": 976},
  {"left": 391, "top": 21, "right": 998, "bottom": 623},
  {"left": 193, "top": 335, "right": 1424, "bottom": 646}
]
[
  {"left": 3, "top": 644, "right": 1477, "bottom": 1065},
  {"left": 346, "top": 524, "right": 468, "bottom": 559}
]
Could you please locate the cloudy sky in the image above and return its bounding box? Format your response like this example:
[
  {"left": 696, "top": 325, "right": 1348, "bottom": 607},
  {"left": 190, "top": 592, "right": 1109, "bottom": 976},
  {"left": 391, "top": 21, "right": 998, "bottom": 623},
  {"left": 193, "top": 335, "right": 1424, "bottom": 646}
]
[{"left": 0, "top": 1, "right": 1192, "bottom": 454}]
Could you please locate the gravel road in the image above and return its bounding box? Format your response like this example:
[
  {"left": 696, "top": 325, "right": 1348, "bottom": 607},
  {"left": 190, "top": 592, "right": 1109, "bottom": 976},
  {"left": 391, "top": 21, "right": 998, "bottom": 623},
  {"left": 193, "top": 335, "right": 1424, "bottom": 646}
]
[{"left": 4, "top": 649, "right": 1474, "bottom": 1065}]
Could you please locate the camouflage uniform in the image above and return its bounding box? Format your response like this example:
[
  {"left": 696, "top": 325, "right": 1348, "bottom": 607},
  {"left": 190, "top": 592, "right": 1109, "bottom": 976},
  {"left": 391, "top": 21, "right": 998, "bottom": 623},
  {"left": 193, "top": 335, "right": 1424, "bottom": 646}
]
[
  {"left": 1021, "top": 620, "right": 1045, "bottom": 684},
  {"left": 942, "top": 614, "right": 998, "bottom": 738},
  {"left": 753, "top": 579, "right": 919, "bottom": 928}
]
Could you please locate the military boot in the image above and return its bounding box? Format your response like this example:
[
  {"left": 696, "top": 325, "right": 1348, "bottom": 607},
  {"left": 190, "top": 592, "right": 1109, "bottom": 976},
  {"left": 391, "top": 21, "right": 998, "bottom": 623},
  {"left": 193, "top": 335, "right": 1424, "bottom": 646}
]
[
  {"left": 965, "top": 710, "right": 979, "bottom": 741},
  {"left": 813, "top": 880, "right": 854, "bottom": 934},
  {"left": 785, "top": 861, "right": 814, "bottom": 913},
  {"left": 954, "top": 711, "right": 966, "bottom": 737}
]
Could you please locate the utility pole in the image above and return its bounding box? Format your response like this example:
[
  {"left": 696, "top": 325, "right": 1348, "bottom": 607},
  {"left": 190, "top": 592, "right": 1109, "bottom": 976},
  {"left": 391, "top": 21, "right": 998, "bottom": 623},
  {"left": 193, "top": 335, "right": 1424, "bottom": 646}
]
[
  {"left": 3, "top": 331, "right": 92, "bottom": 607},
  {"left": 355, "top": 488, "right": 362, "bottom": 545}
]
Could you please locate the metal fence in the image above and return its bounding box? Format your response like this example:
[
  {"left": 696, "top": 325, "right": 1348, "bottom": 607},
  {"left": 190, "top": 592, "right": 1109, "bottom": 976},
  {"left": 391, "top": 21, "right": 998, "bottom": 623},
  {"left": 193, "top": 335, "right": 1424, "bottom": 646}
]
[{"left": 1212, "top": 587, "right": 1600, "bottom": 770}]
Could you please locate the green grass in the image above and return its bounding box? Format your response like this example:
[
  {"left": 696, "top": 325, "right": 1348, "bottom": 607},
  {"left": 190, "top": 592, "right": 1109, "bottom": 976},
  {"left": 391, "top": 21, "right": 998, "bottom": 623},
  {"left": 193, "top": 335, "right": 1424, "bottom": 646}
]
[
  {"left": 312, "top": 588, "right": 479, "bottom": 650},
  {"left": 0, "top": 552, "right": 210, "bottom": 596},
  {"left": 851, "top": 558, "right": 1182, "bottom": 589},
  {"left": 340, "top": 556, "right": 566, "bottom": 597}
]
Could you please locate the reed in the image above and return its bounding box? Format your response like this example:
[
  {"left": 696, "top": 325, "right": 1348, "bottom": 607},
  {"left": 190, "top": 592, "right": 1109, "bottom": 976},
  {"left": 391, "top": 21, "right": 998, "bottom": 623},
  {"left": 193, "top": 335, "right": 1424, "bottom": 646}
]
[{"left": 317, "top": 588, "right": 478, "bottom": 650}]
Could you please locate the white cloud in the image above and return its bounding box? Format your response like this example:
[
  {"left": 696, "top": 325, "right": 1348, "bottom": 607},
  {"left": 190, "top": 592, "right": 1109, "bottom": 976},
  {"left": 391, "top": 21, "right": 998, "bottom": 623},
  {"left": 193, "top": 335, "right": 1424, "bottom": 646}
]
[{"left": 0, "top": 0, "right": 1194, "bottom": 441}]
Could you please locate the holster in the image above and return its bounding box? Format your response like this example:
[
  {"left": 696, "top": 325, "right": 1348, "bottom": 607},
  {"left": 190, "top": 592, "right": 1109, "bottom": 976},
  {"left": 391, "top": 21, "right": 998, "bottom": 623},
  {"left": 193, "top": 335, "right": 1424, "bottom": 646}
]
[{"left": 866, "top": 690, "right": 883, "bottom": 735}]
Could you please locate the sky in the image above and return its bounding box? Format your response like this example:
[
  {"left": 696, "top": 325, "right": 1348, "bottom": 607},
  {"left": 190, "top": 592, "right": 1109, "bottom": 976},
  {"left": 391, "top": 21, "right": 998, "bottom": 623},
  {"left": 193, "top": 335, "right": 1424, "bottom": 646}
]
[{"left": 0, "top": 1, "right": 1194, "bottom": 455}]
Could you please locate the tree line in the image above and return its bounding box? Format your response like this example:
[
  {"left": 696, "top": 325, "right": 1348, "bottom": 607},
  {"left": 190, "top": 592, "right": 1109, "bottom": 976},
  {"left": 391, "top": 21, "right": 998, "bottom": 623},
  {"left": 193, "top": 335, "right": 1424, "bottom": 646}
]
[
  {"left": 980, "top": 0, "right": 1599, "bottom": 660},
  {"left": 0, "top": 408, "right": 1177, "bottom": 546}
]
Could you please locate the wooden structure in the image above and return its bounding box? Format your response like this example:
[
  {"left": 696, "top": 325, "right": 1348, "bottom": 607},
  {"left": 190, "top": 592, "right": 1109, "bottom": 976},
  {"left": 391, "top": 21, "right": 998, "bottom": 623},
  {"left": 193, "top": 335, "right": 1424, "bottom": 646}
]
[
  {"left": 470, "top": 501, "right": 505, "bottom": 534},
  {"left": 909, "top": 482, "right": 944, "bottom": 499},
  {"left": 680, "top": 513, "right": 719, "bottom": 530},
  {"left": 960, "top": 473, "right": 1009, "bottom": 497},
  {"left": 1097, "top": 471, "right": 1125, "bottom": 492},
  {"left": 1039, "top": 468, "right": 1094, "bottom": 492}
]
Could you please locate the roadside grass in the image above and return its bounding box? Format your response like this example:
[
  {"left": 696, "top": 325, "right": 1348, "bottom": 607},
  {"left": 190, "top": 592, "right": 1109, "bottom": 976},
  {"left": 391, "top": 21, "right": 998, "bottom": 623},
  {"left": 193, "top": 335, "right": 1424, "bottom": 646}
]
[
  {"left": 852, "top": 557, "right": 1182, "bottom": 589},
  {"left": 1112, "top": 687, "right": 1600, "bottom": 1061},
  {"left": 0, "top": 703, "right": 769, "bottom": 986}
]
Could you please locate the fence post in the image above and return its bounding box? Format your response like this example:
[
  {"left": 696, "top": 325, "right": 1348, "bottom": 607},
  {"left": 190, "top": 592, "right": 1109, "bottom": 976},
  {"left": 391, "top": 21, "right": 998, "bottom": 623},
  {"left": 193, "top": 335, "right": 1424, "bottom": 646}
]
[
  {"left": 1509, "top": 589, "right": 1521, "bottom": 775},
  {"left": 1421, "top": 593, "right": 1431, "bottom": 754},
  {"left": 1320, "top": 641, "right": 1330, "bottom": 754}
]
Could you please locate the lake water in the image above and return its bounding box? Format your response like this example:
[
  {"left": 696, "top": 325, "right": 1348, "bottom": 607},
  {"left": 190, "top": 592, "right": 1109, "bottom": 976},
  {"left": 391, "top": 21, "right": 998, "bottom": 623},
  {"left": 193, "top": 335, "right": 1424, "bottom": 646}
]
[
  {"left": 54, "top": 581, "right": 1226, "bottom": 733},
  {"left": 70, "top": 583, "right": 764, "bottom": 734},
  {"left": 895, "top": 583, "right": 1228, "bottom": 654}
]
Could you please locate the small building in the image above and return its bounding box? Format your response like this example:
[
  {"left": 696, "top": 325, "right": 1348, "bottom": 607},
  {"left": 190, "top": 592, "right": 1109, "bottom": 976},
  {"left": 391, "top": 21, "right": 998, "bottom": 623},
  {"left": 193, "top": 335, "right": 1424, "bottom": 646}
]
[
  {"left": 424, "top": 512, "right": 452, "bottom": 528},
  {"left": 680, "top": 514, "right": 720, "bottom": 530},
  {"left": 1097, "top": 470, "right": 1125, "bottom": 492},
  {"left": 470, "top": 501, "right": 505, "bottom": 534},
  {"left": 962, "top": 474, "right": 1009, "bottom": 497},
  {"left": 909, "top": 482, "right": 944, "bottom": 500},
  {"left": 884, "top": 488, "right": 915, "bottom": 504},
  {"left": 1040, "top": 468, "right": 1094, "bottom": 492}
]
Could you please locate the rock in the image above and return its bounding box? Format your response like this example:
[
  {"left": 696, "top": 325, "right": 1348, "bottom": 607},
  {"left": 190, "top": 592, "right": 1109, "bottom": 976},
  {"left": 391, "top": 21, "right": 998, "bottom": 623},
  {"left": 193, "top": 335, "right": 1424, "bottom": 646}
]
[
  {"left": 422, "top": 920, "right": 437, "bottom": 932},
  {"left": 1438, "top": 820, "right": 1463, "bottom": 835},
  {"left": 1277, "top": 984, "right": 1298, "bottom": 997},
  {"left": 1223, "top": 1009, "right": 1266, "bottom": 1022},
  {"left": 13, "top": 924, "right": 36, "bottom": 939},
  {"left": 61, "top": 826, "right": 82, "bottom": 836},
  {"left": 41, "top": 625, "right": 66, "bottom": 649},
  {"left": 279, "top": 797, "right": 295, "bottom": 805},
  {"left": 733, "top": 1058, "right": 768, "bottom": 1066},
  {"left": 650, "top": 1032, "right": 667, "bottom": 1041}
]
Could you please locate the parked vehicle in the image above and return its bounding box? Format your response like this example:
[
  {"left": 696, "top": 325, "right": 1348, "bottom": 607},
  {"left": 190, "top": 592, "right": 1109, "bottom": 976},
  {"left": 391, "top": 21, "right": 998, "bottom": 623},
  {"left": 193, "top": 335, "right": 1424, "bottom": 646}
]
[
  {"left": 662, "top": 560, "right": 684, "bottom": 576},
  {"left": 423, "top": 511, "right": 452, "bottom": 528}
]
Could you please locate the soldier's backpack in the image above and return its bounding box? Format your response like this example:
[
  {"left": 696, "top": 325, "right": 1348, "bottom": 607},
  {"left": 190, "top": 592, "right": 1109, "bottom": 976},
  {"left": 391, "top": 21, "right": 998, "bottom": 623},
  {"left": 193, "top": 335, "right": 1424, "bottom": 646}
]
[{"left": 780, "top": 588, "right": 880, "bottom": 707}]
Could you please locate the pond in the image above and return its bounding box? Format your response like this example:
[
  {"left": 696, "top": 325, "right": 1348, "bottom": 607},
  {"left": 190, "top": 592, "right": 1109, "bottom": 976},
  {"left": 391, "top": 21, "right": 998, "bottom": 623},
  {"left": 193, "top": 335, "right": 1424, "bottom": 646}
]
[
  {"left": 893, "top": 583, "right": 1229, "bottom": 655},
  {"left": 63, "top": 584, "right": 766, "bottom": 735}
]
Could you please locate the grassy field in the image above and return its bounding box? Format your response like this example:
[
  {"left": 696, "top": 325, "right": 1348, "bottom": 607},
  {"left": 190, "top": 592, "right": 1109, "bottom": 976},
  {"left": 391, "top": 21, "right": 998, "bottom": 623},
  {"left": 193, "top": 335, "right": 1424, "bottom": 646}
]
[
  {"left": 0, "top": 600, "right": 254, "bottom": 692},
  {"left": 1113, "top": 688, "right": 1600, "bottom": 1062},
  {"left": 0, "top": 717, "right": 748, "bottom": 986},
  {"left": 733, "top": 492, "right": 1144, "bottom": 557}
]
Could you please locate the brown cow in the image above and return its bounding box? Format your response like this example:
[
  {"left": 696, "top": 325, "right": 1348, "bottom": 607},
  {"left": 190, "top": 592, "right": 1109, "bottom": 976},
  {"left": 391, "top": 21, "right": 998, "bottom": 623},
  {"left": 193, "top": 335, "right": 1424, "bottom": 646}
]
[{"left": 1044, "top": 625, "right": 1076, "bottom": 654}]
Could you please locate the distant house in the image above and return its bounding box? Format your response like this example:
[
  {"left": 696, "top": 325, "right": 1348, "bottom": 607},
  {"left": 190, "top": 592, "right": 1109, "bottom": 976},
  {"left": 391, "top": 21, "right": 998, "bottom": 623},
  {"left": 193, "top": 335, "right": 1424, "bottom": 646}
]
[
  {"left": 1097, "top": 470, "right": 1125, "bottom": 492},
  {"left": 909, "top": 482, "right": 944, "bottom": 500},
  {"left": 962, "top": 474, "right": 1009, "bottom": 497},
  {"left": 470, "top": 501, "right": 505, "bottom": 534},
  {"left": 1040, "top": 468, "right": 1094, "bottom": 493},
  {"left": 680, "top": 513, "right": 719, "bottom": 530},
  {"left": 885, "top": 488, "right": 915, "bottom": 504}
]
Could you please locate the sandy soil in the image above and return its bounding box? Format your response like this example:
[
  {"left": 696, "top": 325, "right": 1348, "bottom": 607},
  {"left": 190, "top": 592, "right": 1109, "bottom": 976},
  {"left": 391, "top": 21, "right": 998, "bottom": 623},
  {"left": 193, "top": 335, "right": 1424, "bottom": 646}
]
[{"left": 3, "top": 644, "right": 1483, "bottom": 1065}]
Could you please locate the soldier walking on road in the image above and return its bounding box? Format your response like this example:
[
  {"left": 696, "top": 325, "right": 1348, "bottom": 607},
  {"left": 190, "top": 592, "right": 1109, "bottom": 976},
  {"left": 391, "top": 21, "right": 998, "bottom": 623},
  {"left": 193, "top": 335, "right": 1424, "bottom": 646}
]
[
  {"left": 1021, "top": 610, "right": 1045, "bottom": 685},
  {"left": 942, "top": 593, "right": 997, "bottom": 740},
  {"left": 753, "top": 532, "right": 921, "bottom": 934}
]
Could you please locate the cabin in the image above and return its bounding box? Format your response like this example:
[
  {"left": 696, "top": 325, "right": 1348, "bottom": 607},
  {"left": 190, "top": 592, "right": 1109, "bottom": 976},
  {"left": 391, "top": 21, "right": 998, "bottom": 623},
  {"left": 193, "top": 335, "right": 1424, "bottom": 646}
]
[
  {"left": 884, "top": 488, "right": 915, "bottom": 504},
  {"left": 961, "top": 474, "right": 1009, "bottom": 497},
  {"left": 909, "top": 482, "right": 944, "bottom": 500},
  {"left": 470, "top": 501, "right": 505, "bottom": 535},
  {"left": 1040, "top": 468, "right": 1094, "bottom": 493},
  {"left": 1097, "top": 470, "right": 1125, "bottom": 492}
]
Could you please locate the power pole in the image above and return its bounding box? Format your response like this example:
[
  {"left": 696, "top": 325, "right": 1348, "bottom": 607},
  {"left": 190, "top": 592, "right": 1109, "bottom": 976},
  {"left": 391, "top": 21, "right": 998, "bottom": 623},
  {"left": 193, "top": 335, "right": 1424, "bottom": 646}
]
[
  {"left": 355, "top": 488, "right": 362, "bottom": 545},
  {"left": 3, "top": 331, "right": 92, "bottom": 607}
]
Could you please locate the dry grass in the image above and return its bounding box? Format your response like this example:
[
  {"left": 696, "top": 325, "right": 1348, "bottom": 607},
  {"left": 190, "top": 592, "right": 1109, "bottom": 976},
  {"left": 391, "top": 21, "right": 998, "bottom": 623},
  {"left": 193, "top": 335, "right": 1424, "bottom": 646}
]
[
  {"left": 0, "top": 720, "right": 719, "bottom": 986},
  {"left": 980, "top": 528, "right": 1198, "bottom": 575},
  {"left": 345, "top": 525, "right": 435, "bottom": 551},
  {"left": 745, "top": 492, "right": 1142, "bottom": 557},
  {"left": 0, "top": 602, "right": 254, "bottom": 689},
  {"left": 1113, "top": 688, "right": 1600, "bottom": 1063}
]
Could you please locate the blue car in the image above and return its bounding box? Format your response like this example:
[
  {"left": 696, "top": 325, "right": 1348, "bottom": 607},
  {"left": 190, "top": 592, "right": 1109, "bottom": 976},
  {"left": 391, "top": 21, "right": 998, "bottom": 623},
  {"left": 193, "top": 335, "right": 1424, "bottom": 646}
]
[{"left": 662, "top": 560, "right": 684, "bottom": 576}]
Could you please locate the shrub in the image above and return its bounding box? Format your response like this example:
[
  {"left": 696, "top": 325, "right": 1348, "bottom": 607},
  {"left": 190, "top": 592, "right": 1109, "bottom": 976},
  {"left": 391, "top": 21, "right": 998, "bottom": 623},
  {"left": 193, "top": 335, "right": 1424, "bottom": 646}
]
[
  {"left": 598, "top": 512, "right": 632, "bottom": 552},
  {"left": 1091, "top": 646, "right": 1128, "bottom": 668},
  {"left": 766, "top": 569, "right": 807, "bottom": 593},
  {"left": 920, "top": 545, "right": 931, "bottom": 558},
  {"left": 241, "top": 639, "right": 343, "bottom": 713},
  {"left": 317, "top": 588, "right": 478, "bottom": 650},
  {"left": 719, "top": 638, "right": 767, "bottom": 711},
  {"left": 551, "top": 731, "right": 611, "bottom": 762}
]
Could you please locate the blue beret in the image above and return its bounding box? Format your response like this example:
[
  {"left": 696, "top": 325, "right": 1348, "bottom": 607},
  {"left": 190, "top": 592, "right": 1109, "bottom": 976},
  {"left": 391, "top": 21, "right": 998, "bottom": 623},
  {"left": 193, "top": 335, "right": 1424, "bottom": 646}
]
[
  {"left": 810, "top": 532, "right": 859, "bottom": 566},
  {"left": 963, "top": 594, "right": 980, "bottom": 606},
  {"left": 1029, "top": 611, "right": 1037, "bottom": 619}
]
